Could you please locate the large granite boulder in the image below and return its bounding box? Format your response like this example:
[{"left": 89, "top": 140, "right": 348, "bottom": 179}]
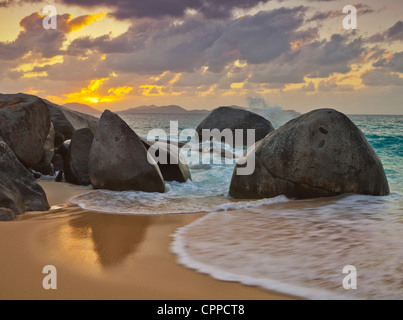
[
  {"left": 230, "top": 109, "right": 390, "bottom": 199},
  {"left": 0, "top": 94, "right": 51, "bottom": 168},
  {"left": 89, "top": 110, "right": 165, "bottom": 192},
  {"left": 141, "top": 138, "right": 191, "bottom": 183},
  {"left": 0, "top": 140, "right": 50, "bottom": 221},
  {"left": 196, "top": 106, "right": 275, "bottom": 145},
  {"left": 45, "top": 100, "right": 99, "bottom": 141},
  {"left": 64, "top": 128, "right": 94, "bottom": 186}
]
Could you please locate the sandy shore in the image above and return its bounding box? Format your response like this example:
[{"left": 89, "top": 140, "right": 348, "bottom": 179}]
[{"left": 0, "top": 181, "right": 295, "bottom": 300}]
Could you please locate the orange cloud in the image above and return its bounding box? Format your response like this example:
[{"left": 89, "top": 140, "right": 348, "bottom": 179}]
[
  {"left": 67, "top": 12, "right": 107, "bottom": 33},
  {"left": 64, "top": 78, "right": 133, "bottom": 105}
]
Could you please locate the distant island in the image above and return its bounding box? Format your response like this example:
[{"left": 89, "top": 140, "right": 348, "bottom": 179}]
[
  {"left": 118, "top": 105, "right": 210, "bottom": 115},
  {"left": 62, "top": 103, "right": 101, "bottom": 114},
  {"left": 61, "top": 103, "right": 301, "bottom": 123}
]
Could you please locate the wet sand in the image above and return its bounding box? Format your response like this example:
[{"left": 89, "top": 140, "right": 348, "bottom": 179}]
[{"left": 0, "top": 181, "right": 295, "bottom": 300}]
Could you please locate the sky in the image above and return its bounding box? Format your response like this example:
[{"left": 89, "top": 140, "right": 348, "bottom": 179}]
[{"left": 0, "top": 0, "right": 402, "bottom": 114}]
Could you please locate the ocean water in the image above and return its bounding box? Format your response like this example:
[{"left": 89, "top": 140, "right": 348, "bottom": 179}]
[{"left": 71, "top": 113, "right": 403, "bottom": 299}]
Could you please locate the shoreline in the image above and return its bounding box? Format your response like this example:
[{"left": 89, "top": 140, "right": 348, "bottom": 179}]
[{"left": 0, "top": 181, "right": 296, "bottom": 300}]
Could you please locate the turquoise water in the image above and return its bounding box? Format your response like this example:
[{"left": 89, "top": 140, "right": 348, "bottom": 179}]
[{"left": 71, "top": 113, "right": 403, "bottom": 299}]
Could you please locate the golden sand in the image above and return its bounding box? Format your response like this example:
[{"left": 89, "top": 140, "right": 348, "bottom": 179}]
[{"left": 0, "top": 181, "right": 295, "bottom": 300}]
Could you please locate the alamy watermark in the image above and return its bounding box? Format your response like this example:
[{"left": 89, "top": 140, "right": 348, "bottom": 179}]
[
  {"left": 42, "top": 265, "right": 57, "bottom": 290},
  {"left": 343, "top": 5, "right": 358, "bottom": 30},
  {"left": 145, "top": 121, "right": 256, "bottom": 176},
  {"left": 42, "top": 5, "right": 57, "bottom": 30},
  {"left": 343, "top": 265, "right": 357, "bottom": 290}
]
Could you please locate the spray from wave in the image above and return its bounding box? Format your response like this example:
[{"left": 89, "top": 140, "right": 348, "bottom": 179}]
[{"left": 247, "top": 96, "right": 300, "bottom": 128}]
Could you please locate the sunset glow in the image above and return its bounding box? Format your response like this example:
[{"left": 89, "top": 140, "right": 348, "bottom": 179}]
[{"left": 0, "top": 0, "right": 402, "bottom": 113}]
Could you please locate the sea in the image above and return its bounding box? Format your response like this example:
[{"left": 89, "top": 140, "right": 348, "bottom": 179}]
[{"left": 70, "top": 112, "right": 403, "bottom": 300}]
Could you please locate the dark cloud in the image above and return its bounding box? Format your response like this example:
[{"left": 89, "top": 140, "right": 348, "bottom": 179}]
[
  {"left": 0, "top": 12, "right": 66, "bottom": 60},
  {"left": 388, "top": 21, "right": 403, "bottom": 41},
  {"left": 57, "top": 0, "right": 272, "bottom": 20},
  {"left": 369, "top": 21, "right": 403, "bottom": 43},
  {"left": 373, "top": 51, "right": 403, "bottom": 73},
  {"left": 250, "top": 34, "right": 365, "bottom": 84},
  {"left": 0, "top": 11, "right": 109, "bottom": 61},
  {"left": 70, "top": 7, "right": 306, "bottom": 75},
  {"left": 67, "top": 33, "right": 144, "bottom": 56},
  {"left": 308, "top": 3, "right": 374, "bottom": 22}
]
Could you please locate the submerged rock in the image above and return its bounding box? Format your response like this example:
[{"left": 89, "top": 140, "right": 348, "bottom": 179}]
[
  {"left": 0, "top": 94, "right": 51, "bottom": 168},
  {"left": 196, "top": 106, "right": 275, "bottom": 145},
  {"left": 230, "top": 109, "right": 390, "bottom": 199},
  {"left": 64, "top": 128, "right": 94, "bottom": 186},
  {"left": 89, "top": 110, "right": 165, "bottom": 192},
  {"left": 0, "top": 140, "right": 50, "bottom": 221}
]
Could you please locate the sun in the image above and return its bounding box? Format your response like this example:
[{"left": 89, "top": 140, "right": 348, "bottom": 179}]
[{"left": 86, "top": 97, "right": 99, "bottom": 104}]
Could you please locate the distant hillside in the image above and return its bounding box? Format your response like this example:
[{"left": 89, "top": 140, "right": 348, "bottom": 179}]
[
  {"left": 62, "top": 102, "right": 101, "bottom": 114},
  {"left": 119, "top": 105, "right": 209, "bottom": 114}
]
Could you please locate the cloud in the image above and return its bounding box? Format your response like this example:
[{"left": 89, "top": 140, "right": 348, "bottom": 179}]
[
  {"left": 63, "top": 77, "right": 134, "bottom": 104},
  {"left": 369, "top": 21, "right": 403, "bottom": 43},
  {"left": 67, "top": 31, "right": 146, "bottom": 56},
  {"left": 0, "top": 0, "right": 42, "bottom": 7},
  {"left": 387, "top": 21, "right": 403, "bottom": 41},
  {"left": 250, "top": 34, "right": 365, "bottom": 84},
  {"left": 0, "top": 12, "right": 66, "bottom": 60},
  {"left": 42, "top": 55, "right": 112, "bottom": 81},
  {"left": 88, "top": 7, "right": 307, "bottom": 76},
  {"left": 0, "top": 11, "right": 108, "bottom": 62},
  {"left": 372, "top": 51, "right": 403, "bottom": 74},
  {"left": 362, "top": 69, "right": 403, "bottom": 86},
  {"left": 62, "top": 12, "right": 106, "bottom": 33},
  {"left": 57, "top": 0, "right": 272, "bottom": 20},
  {"left": 308, "top": 3, "right": 374, "bottom": 22}
]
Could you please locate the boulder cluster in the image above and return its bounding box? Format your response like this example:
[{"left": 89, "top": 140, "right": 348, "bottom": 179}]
[
  {"left": 0, "top": 94, "right": 192, "bottom": 221},
  {"left": 0, "top": 95, "right": 390, "bottom": 221}
]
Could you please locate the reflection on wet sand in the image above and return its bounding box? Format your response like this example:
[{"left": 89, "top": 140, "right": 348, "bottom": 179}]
[{"left": 58, "top": 212, "right": 150, "bottom": 269}]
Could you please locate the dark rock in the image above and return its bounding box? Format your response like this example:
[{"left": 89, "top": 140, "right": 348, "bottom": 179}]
[
  {"left": 54, "top": 131, "right": 65, "bottom": 148},
  {"left": 52, "top": 154, "right": 64, "bottom": 172},
  {"left": 141, "top": 138, "right": 191, "bottom": 183},
  {"left": 64, "top": 128, "right": 94, "bottom": 186},
  {"left": 0, "top": 208, "right": 16, "bottom": 222},
  {"left": 0, "top": 94, "right": 51, "bottom": 168},
  {"left": 230, "top": 109, "right": 390, "bottom": 199},
  {"left": 196, "top": 106, "right": 275, "bottom": 146},
  {"left": 30, "top": 169, "right": 42, "bottom": 179},
  {"left": 89, "top": 110, "right": 165, "bottom": 192},
  {"left": 55, "top": 170, "right": 64, "bottom": 182},
  {"left": 32, "top": 123, "right": 55, "bottom": 176},
  {"left": 55, "top": 139, "right": 70, "bottom": 163},
  {"left": 32, "top": 163, "right": 54, "bottom": 177},
  {"left": 45, "top": 100, "right": 98, "bottom": 140},
  {"left": 0, "top": 140, "right": 50, "bottom": 220}
]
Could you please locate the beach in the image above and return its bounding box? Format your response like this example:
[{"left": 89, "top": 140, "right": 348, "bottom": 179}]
[{"left": 0, "top": 181, "right": 294, "bottom": 300}]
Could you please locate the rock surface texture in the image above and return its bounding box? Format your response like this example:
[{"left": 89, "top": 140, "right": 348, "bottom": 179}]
[
  {"left": 196, "top": 106, "right": 275, "bottom": 145},
  {"left": 89, "top": 110, "right": 165, "bottom": 192},
  {"left": 0, "top": 140, "right": 50, "bottom": 221},
  {"left": 64, "top": 128, "right": 94, "bottom": 186},
  {"left": 0, "top": 94, "right": 51, "bottom": 168},
  {"left": 230, "top": 109, "right": 390, "bottom": 199}
]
